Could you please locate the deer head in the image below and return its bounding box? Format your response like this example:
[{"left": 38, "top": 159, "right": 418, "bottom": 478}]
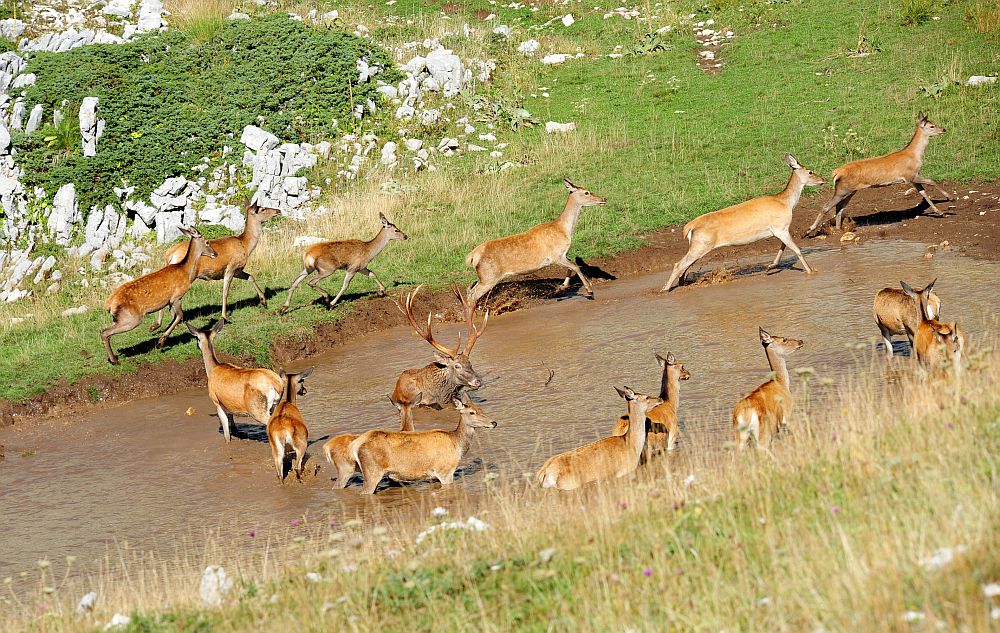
[
  {"left": 379, "top": 212, "right": 409, "bottom": 241},
  {"left": 563, "top": 178, "right": 607, "bottom": 206}
]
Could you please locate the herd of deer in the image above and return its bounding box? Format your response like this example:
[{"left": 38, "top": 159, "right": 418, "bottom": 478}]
[{"left": 96, "top": 112, "right": 966, "bottom": 492}]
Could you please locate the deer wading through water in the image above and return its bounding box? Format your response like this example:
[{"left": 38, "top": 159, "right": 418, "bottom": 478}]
[
  {"left": 466, "top": 178, "right": 606, "bottom": 303},
  {"left": 733, "top": 328, "right": 803, "bottom": 451},
  {"left": 612, "top": 352, "right": 690, "bottom": 455},
  {"left": 873, "top": 278, "right": 940, "bottom": 358},
  {"left": 155, "top": 203, "right": 279, "bottom": 326},
  {"left": 914, "top": 319, "right": 965, "bottom": 378},
  {"left": 390, "top": 284, "right": 489, "bottom": 432},
  {"left": 662, "top": 155, "right": 824, "bottom": 292},
  {"left": 349, "top": 397, "right": 496, "bottom": 494},
  {"left": 535, "top": 387, "right": 663, "bottom": 491},
  {"left": 806, "top": 112, "right": 950, "bottom": 236},
  {"left": 102, "top": 227, "right": 217, "bottom": 365},
  {"left": 278, "top": 212, "right": 408, "bottom": 314},
  {"left": 185, "top": 319, "right": 283, "bottom": 443},
  {"left": 266, "top": 367, "right": 314, "bottom": 483}
]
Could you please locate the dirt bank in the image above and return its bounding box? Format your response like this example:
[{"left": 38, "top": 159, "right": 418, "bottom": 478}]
[{"left": 3, "top": 180, "right": 996, "bottom": 425}]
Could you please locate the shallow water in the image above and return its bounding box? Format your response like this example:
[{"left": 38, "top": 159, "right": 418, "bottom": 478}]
[{"left": 1, "top": 241, "right": 996, "bottom": 575}]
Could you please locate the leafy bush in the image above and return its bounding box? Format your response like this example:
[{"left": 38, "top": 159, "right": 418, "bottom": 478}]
[{"left": 14, "top": 14, "right": 398, "bottom": 220}]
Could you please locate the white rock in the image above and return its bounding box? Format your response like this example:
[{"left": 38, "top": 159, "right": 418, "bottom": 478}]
[
  {"left": 492, "top": 25, "right": 511, "bottom": 38},
  {"left": 404, "top": 138, "right": 423, "bottom": 151},
  {"left": 545, "top": 121, "right": 576, "bottom": 133},
  {"left": 48, "top": 183, "right": 79, "bottom": 244},
  {"left": 380, "top": 141, "right": 398, "bottom": 165},
  {"left": 240, "top": 125, "right": 280, "bottom": 152},
  {"left": 199, "top": 565, "right": 233, "bottom": 608},
  {"left": 79, "top": 97, "right": 102, "bottom": 157},
  {"left": 425, "top": 48, "right": 466, "bottom": 97},
  {"left": 517, "top": 39, "right": 540, "bottom": 56},
  {"left": 0, "top": 122, "right": 9, "bottom": 155},
  {"left": 562, "top": 14, "right": 575, "bottom": 27},
  {"left": 104, "top": 614, "right": 130, "bottom": 630},
  {"left": 541, "top": 54, "right": 572, "bottom": 65},
  {"left": 103, "top": 0, "right": 133, "bottom": 18},
  {"left": 420, "top": 109, "right": 441, "bottom": 127},
  {"left": 467, "top": 143, "right": 487, "bottom": 151},
  {"left": 965, "top": 75, "right": 997, "bottom": 86},
  {"left": 62, "top": 305, "right": 89, "bottom": 317}
]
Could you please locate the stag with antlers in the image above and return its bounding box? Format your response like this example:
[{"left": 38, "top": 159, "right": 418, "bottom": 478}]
[{"left": 389, "top": 284, "right": 490, "bottom": 432}]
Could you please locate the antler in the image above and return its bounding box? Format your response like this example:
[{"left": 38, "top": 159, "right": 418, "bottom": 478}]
[
  {"left": 453, "top": 285, "right": 490, "bottom": 356},
  {"left": 396, "top": 284, "right": 459, "bottom": 358}
]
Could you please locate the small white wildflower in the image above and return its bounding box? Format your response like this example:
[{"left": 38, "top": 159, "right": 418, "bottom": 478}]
[
  {"left": 919, "top": 545, "right": 968, "bottom": 570},
  {"left": 683, "top": 474, "right": 696, "bottom": 487},
  {"left": 538, "top": 547, "right": 557, "bottom": 563},
  {"left": 983, "top": 582, "right": 1000, "bottom": 598},
  {"left": 903, "top": 611, "right": 925, "bottom": 622},
  {"left": 757, "top": 596, "right": 771, "bottom": 607},
  {"left": 103, "top": 614, "right": 130, "bottom": 630},
  {"left": 305, "top": 572, "right": 323, "bottom": 583},
  {"left": 991, "top": 606, "right": 1000, "bottom": 620},
  {"left": 431, "top": 507, "right": 449, "bottom": 519},
  {"left": 76, "top": 591, "right": 97, "bottom": 614}
]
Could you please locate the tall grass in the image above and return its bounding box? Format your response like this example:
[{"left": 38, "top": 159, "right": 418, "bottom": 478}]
[
  {"left": 900, "top": 0, "right": 936, "bottom": 26},
  {"left": 4, "top": 350, "right": 998, "bottom": 631},
  {"left": 165, "top": 0, "right": 235, "bottom": 43},
  {"left": 967, "top": 0, "right": 1000, "bottom": 34}
]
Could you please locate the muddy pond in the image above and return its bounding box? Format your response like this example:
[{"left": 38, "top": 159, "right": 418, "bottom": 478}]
[{"left": 1, "top": 240, "right": 996, "bottom": 576}]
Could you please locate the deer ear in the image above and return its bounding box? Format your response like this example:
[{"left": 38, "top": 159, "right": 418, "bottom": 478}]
[
  {"left": 784, "top": 154, "right": 800, "bottom": 169},
  {"left": 211, "top": 319, "right": 225, "bottom": 335},
  {"left": 433, "top": 352, "right": 451, "bottom": 366},
  {"left": 665, "top": 352, "right": 677, "bottom": 365},
  {"left": 924, "top": 277, "right": 937, "bottom": 293},
  {"left": 655, "top": 352, "right": 666, "bottom": 366},
  {"left": 185, "top": 322, "right": 199, "bottom": 336},
  {"left": 899, "top": 280, "right": 915, "bottom": 297},
  {"left": 379, "top": 212, "right": 389, "bottom": 226},
  {"left": 178, "top": 226, "right": 193, "bottom": 237},
  {"left": 758, "top": 326, "right": 772, "bottom": 343},
  {"left": 452, "top": 397, "right": 465, "bottom": 410},
  {"left": 299, "top": 366, "right": 315, "bottom": 380},
  {"left": 563, "top": 177, "right": 579, "bottom": 192},
  {"left": 614, "top": 386, "right": 627, "bottom": 399}
]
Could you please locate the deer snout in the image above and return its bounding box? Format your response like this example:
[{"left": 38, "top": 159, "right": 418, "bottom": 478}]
[{"left": 468, "top": 376, "right": 483, "bottom": 389}]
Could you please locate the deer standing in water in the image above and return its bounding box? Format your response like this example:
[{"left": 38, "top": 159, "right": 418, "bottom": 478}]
[
  {"left": 733, "top": 328, "right": 803, "bottom": 451},
  {"left": 102, "top": 227, "right": 217, "bottom": 365},
  {"left": 806, "top": 112, "right": 949, "bottom": 235},
  {"left": 466, "top": 178, "right": 606, "bottom": 303},
  {"left": 185, "top": 319, "right": 283, "bottom": 442},
  {"left": 915, "top": 319, "right": 965, "bottom": 378},
  {"left": 536, "top": 387, "right": 663, "bottom": 491},
  {"left": 278, "top": 212, "right": 408, "bottom": 314},
  {"left": 266, "top": 368, "right": 314, "bottom": 483},
  {"left": 873, "top": 279, "right": 940, "bottom": 358},
  {"left": 390, "top": 285, "right": 489, "bottom": 431},
  {"left": 155, "top": 203, "right": 279, "bottom": 326},
  {"left": 662, "top": 155, "right": 824, "bottom": 292},
  {"left": 349, "top": 397, "right": 496, "bottom": 494},
  {"left": 612, "top": 352, "right": 691, "bottom": 455}
]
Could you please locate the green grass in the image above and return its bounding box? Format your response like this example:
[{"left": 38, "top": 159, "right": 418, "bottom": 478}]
[
  {"left": 1, "top": 0, "right": 998, "bottom": 403},
  {"left": 5, "top": 350, "right": 999, "bottom": 631}
]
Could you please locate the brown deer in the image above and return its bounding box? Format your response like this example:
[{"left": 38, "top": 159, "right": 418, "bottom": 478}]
[
  {"left": 266, "top": 367, "right": 314, "bottom": 483},
  {"left": 733, "top": 328, "right": 803, "bottom": 451},
  {"left": 154, "top": 203, "right": 280, "bottom": 326},
  {"left": 535, "top": 387, "right": 663, "bottom": 491},
  {"left": 806, "top": 112, "right": 949, "bottom": 235},
  {"left": 349, "top": 397, "right": 496, "bottom": 495},
  {"left": 323, "top": 433, "right": 362, "bottom": 488},
  {"left": 185, "top": 319, "right": 283, "bottom": 442},
  {"left": 914, "top": 319, "right": 965, "bottom": 377},
  {"left": 278, "top": 212, "right": 408, "bottom": 314},
  {"left": 612, "top": 352, "right": 691, "bottom": 455},
  {"left": 102, "top": 227, "right": 217, "bottom": 365},
  {"left": 466, "top": 178, "right": 606, "bottom": 303},
  {"left": 390, "top": 284, "right": 489, "bottom": 431},
  {"left": 873, "top": 279, "right": 940, "bottom": 358},
  {"left": 663, "top": 155, "right": 824, "bottom": 292}
]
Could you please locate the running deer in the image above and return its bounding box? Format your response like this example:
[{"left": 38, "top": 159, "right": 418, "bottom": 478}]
[
  {"left": 535, "top": 387, "right": 663, "bottom": 491},
  {"left": 873, "top": 278, "right": 940, "bottom": 358},
  {"left": 466, "top": 178, "right": 606, "bottom": 303},
  {"left": 612, "top": 353, "right": 691, "bottom": 454},
  {"left": 185, "top": 319, "right": 283, "bottom": 442},
  {"left": 154, "top": 203, "right": 279, "bottom": 326},
  {"left": 266, "top": 367, "right": 314, "bottom": 483},
  {"left": 278, "top": 212, "right": 408, "bottom": 315},
  {"left": 914, "top": 319, "right": 965, "bottom": 376},
  {"left": 102, "top": 227, "right": 217, "bottom": 365},
  {"left": 349, "top": 397, "right": 496, "bottom": 494},
  {"left": 390, "top": 284, "right": 489, "bottom": 431},
  {"left": 662, "top": 155, "right": 824, "bottom": 292},
  {"left": 806, "top": 112, "right": 949, "bottom": 236},
  {"left": 733, "top": 327, "right": 803, "bottom": 451}
]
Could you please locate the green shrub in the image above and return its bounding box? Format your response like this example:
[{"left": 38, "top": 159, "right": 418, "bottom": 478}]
[
  {"left": 14, "top": 14, "right": 398, "bottom": 220},
  {"left": 900, "top": 0, "right": 935, "bottom": 26}
]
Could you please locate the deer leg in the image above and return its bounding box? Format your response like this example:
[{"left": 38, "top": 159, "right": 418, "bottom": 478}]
[
  {"left": 833, "top": 192, "right": 856, "bottom": 230},
  {"left": 468, "top": 280, "right": 495, "bottom": 304},
  {"left": 148, "top": 308, "right": 165, "bottom": 333},
  {"left": 437, "top": 470, "right": 455, "bottom": 485},
  {"left": 220, "top": 271, "right": 234, "bottom": 321},
  {"left": 914, "top": 174, "right": 951, "bottom": 201},
  {"left": 272, "top": 442, "right": 286, "bottom": 483},
  {"left": 157, "top": 299, "right": 184, "bottom": 347},
  {"left": 765, "top": 244, "right": 787, "bottom": 272},
  {"left": 306, "top": 270, "right": 334, "bottom": 303},
  {"left": 773, "top": 229, "right": 813, "bottom": 274},
  {"left": 359, "top": 459, "right": 384, "bottom": 495},
  {"left": 235, "top": 269, "right": 267, "bottom": 307},
  {"left": 662, "top": 243, "right": 710, "bottom": 292},
  {"left": 556, "top": 256, "right": 593, "bottom": 296},
  {"left": 807, "top": 191, "right": 851, "bottom": 236},
  {"left": 361, "top": 267, "right": 387, "bottom": 296},
  {"left": 216, "top": 404, "right": 234, "bottom": 442},
  {"left": 335, "top": 459, "right": 355, "bottom": 489},
  {"left": 293, "top": 440, "right": 306, "bottom": 482},
  {"left": 878, "top": 323, "right": 894, "bottom": 358},
  {"left": 914, "top": 183, "right": 944, "bottom": 216},
  {"left": 329, "top": 270, "right": 356, "bottom": 308},
  {"left": 279, "top": 268, "right": 311, "bottom": 315},
  {"left": 101, "top": 311, "right": 141, "bottom": 365}
]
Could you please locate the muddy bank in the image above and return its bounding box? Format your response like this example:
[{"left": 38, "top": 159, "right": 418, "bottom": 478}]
[{"left": 3, "top": 180, "right": 997, "bottom": 424}]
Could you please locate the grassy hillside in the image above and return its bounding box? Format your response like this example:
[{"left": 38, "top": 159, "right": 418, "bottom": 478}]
[{"left": 0, "top": 0, "right": 998, "bottom": 402}]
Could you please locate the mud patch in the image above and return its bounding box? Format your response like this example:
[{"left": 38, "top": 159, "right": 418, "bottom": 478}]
[{"left": 4, "top": 181, "right": 999, "bottom": 422}]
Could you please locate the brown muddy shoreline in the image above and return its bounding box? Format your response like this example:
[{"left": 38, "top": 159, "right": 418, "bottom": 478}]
[{"left": 2, "top": 180, "right": 997, "bottom": 426}]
